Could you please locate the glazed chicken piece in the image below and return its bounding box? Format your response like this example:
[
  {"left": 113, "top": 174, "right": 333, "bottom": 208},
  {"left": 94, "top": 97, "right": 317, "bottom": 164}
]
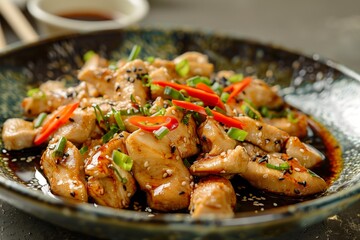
[
  {"left": 264, "top": 112, "right": 308, "bottom": 138},
  {"left": 125, "top": 129, "right": 192, "bottom": 211},
  {"left": 78, "top": 59, "right": 150, "bottom": 107},
  {"left": 285, "top": 136, "right": 324, "bottom": 168},
  {"left": 173, "top": 51, "right": 214, "bottom": 78},
  {"left": 236, "top": 116, "right": 290, "bottom": 153},
  {"left": 148, "top": 67, "right": 173, "bottom": 99},
  {"left": 190, "top": 145, "right": 250, "bottom": 176},
  {"left": 41, "top": 137, "right": 88, "bottom": 201},
  {"left": 240, "top": 143, "right": 327, "bottom": 196},
  {"left": 190, "top": 176, "right": 236, "bottom": 219},
  {"left": 1, "top": 118, "right": 37, "bottom": 150},
  {"left": 85, "top": 133, "right": 136, "bottom": 209},
  {"left": 197, "top": 118, "right": 236, "bottom": 156}
]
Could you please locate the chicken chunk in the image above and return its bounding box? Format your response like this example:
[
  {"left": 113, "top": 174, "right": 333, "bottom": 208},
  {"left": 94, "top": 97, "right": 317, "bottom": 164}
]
[
  {"left": 173, "top": 52, "right": 214, "bottom": 77},
  {"left": 190, "top": 176, "right": 236, "bottom": 219},
  {"left": 236, "top": 116, "right": 290, "bottom": 153},
  {"left": 1, "top": 118, "right": 37, "bottom": 150},
  {"left": 85, "top": 134, "right": 136, "bottom": 208},
  {"left": 285, "top": 136, "right": 324, "bottom": 168},
  {"left": 197, "top": 118, "right": 236, "bottom": 156},
  {"left": 126, "top": 129, "right": 192, "bottom": 211},
  {"left": 264, "top": 113, "right": 308, "bottom": 138},
  {"left": 190, "top": 146, "right": 249, "bottom": 176},
  {"left": 40, "top": 137, "right": 88, "bottom": 201}
]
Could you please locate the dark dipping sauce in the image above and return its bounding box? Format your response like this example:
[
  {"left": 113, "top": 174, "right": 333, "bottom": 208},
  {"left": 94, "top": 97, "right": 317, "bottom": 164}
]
[
  {"left": 58, "top": 11, "right": 114, "bottom": 21},
  {"left": 0, "top": 118, "right": 343, "bottom": 214}
]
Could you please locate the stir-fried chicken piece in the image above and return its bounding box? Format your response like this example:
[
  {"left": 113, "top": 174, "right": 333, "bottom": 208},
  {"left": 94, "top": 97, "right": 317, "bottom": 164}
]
[
  {"left": 285, "top": 136, "right": 324, "bottom": 168},
  {"left": 164, "top": 106, "right": 199, "bottom": 158},
  {"left": 148, "top": 67, "right": 173, "bottom": 99},
  {"left": 190, "top": 176, "right": 236, "bottom": 219},
  {"left": 126, "top": 129, "right": 192, "bottom": 211},
  {"left": 78, "top": 59, "right": 150, "bottom": 107},
  {"left": 41, "top": 137, "right": 88, "bottom": 201},
  {"left": 197, "top": 118, "right": 236, "bottom": 156},
  {"left": 234, "top": 79, "right": 284, "bottom": 109},
  {"left": 190, "top": 145, "right": 249, "bottom": 176},
  {"left": 173, "top": 52, "right": 214, "bottom": 77},
  {"left": 85, "top": 133, "right": 136, "bottom": 208},
  {"left": 239, "top": 143, "right": 327, "bottom": 196},
  {"left": 264, "top": 112, "right": 308, "bottom": 138},
  {"left": 2, "top": 118, "right": 37, "bottom": 150},
  {"left": 236, "top": 116, "right": 290, "bottom": 153}
]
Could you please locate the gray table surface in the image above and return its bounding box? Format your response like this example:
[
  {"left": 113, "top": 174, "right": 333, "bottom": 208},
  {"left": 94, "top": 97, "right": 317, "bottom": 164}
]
[{"left": 0, "top": 0, "right": 359, "bottom": 239}]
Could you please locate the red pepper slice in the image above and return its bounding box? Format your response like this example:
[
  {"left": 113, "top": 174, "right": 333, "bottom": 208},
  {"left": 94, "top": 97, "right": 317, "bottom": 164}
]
[
  {"left": 34, "top": 102, "right": 79, "bottom": 145},
  {"left": 128, "top": 115, "right": 179, "bottom": 131},
  {"left": 172, "top": 100, "right": 244, "bottom": 129},
  {"left": 195, "top": 82, "right": 215, "bottom": 94},
  {"left": 152, "top": 80, "right": 225, "bottom": 109},
  {"left": 223, "top": 77, "right": 252, "bottom": 103}
]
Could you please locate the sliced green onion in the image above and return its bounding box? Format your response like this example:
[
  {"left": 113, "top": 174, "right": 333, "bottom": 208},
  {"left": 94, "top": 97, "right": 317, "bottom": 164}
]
[
  {"left": 150, "top": 83, "right": 161, "bottom": 91},
  {"left": 112, "top": 109, "right": 126, "bottom": 131},
  {"left": 266, "top": 162, "right": 290, "bottom": 171},
  {"left": 286, "top": 109, "right": 299, "bottom": 123},
  {"left": 102, "top": 125, "right": 119, "bottom": 143},
  {"left": 34, "top": 112, "right": 47, "bottom": 128},
  {"left": 229, "top": 73, "right": 244, "bottom": 83},
  {"left": 175, "top": 59, "right": 190, "bottom": 77},
  {"left": 307, "top": 169, "right": 321, "bottom": 178},
  {"left": 53, "top": 137, "right": 67, "bottom": 158},
  {"left": 108, "top": 61, "right": 118, "bottom": 71},
  {"left": 164, "top": 86, "right": 186, "bottom": 100},
  {"left": 119, "top": 108, "right": 141, "bottom": 116},
  {"left": 92, "top": 104, "right": 107, "bottom": 125},
  {"left": 27, "top": 88, "right": 46, "bottom": 99},
  {"left": 211, "top": 82, "right": 223, "bottom": 95},
  {"left": 181, "top": 113, "right": 191, "bottom": 125},
  {"left": 214, "top": 106, "right": 226, "bottom": 114},
  {"left": 227, "top": 127, "right": 248, "bottom": 141},
  {"left": 152, "top": 108, "right": 166, "bottom": 116},
  {"left": 79, "top": 146, "right": 88, "bottom": 155},
  {"left": 139, "top": 104, "right": 151, "bottom": 116},
  {"left": 112, "top": 150, "right": 133, "bottom": 171},
  {"left": 183, "top": 158, "right": 191, "bottom": 168},
  {"left": 205, "top": 107, "right": 213, "bottom": 116},
  {"left": 186, "top": 76, "right": 211, "bottom": 87},
  {"left": 109, "top": 165, "right": 128, "bottom": 183},
  {"left": 83, "top": 50, "right": 96, "bottom": 62},
  {"left": 146, "top": 56, "right": 155, "bottom": 64},
  {"left": 241, "top": 104, "right": 260, "bottom": 120},
  {"left": 128, "top": 45, "right": 141, "bottom": 61},
  {"left": 220, "top": 92, "right": 230, "bottom": 103},
  {"left": 130, "top": 94, "right": 137, "bottom": 104},
  {"left": 153, "top": 126, "right": 170, "bottom": 140}
]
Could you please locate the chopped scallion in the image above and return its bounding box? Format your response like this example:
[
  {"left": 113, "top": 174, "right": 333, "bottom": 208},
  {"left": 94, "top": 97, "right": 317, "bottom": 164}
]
[
  {"left": 27, "top": 88, "right": 46, "bottom": 99},
  {"left": 53, "top": 137, "right": 67, "bottom": 158},
  {"left": 128, "top": 45, "right": 141, "bottom": 61},
  {"left": 83, "top": 50, "right": 96, "bottom": 62},
  {"left": 79, "top": 146, "right": 88, "bottom": 155},
  {"left": 92, "top": 104, "right": 107, "bottom": 125},
  {"left": 153, "top": 126, "right": 170, "bottom": 140},
  {"left": 34, "top": 112, "right": 47, "bottom": 128},
  {"left": 109, "top": 165, "right": 128, "bottom": 183},
  {"left": 164, "top": 86, "right": 186, "bottom": 100},
  {"left": 241, "top": 104, "right": 260, "bottom": 120},
  {"left": 186, "top": 76, "right": 211, "bottom": 87},
  {"left": 229, "top": 73, "right": 244, "bottom": 83},
  {"left": 266, "top": 162, "right": 290, "bottom": 171},
  {"left": 146, "top": 56, "right": 155, "bottom": 64},
  {"left": 112, "top": 109, "right": 126, "bottom": 131},
  {"left": 112, "top": 150, "right": 133, "bottom": 171},
  {"left": 211, "top": 82, "right": 223, "bottom": 95},
  {"left": 286, "top": 109, "right": 299, "bottom": 123},
  {"left": 220, "top": 92, "right": 230, "bottom": 103},
  {"left": 175, "top": 59, "right": 190, "bottom": 77},
  {"left": 152, "top": 108, "right": 166, "bottom": 116},
  {"left": 227, "top": 127, "right": 248, "bottom": 141},
  {"left": 205, "top": 107, "right": 213, "bottom": 116},
  {"left": 102, "top": 125, "right": 119, "bottom": 143}
]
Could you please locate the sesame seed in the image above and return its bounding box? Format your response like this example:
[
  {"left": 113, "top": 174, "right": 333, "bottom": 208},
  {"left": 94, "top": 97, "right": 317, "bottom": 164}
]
[
  {"left": 294, "top": 167, "right": 301, "bottom": 172},
  {"left": 163, "top": 173, "right": 168, "bottom": 178},
  {"left": 145, "top": 184, "right": 151, "bottom": 190},
  {"left": 262, "top": 173, "right": 268, "bottom": 178},
  {"left": 181, "top": 181, "right": 187, "bottom": 186},
  {"left": 171, "top": 110, "right": 176, "bottom": 115},
  {"left": 220, "top": 152, "right": 226, "bottom": 157},
  {"left": 144, "top": 161, "right": 149, "bottom": 168},
  {"left": 273, "top": 203, "right": 278, "bottom": 206},
  {"left": 183, "top": 138, "right": 187, "bottom": 143},
  {"left": 166, "top": 169, "right": 173, "bottom": 175},
  {"left": 300, "top": 148, "right": 305, "bottom": 153},
  {"left": 220, "top": 170, "right": 226, "bottom": 174}
]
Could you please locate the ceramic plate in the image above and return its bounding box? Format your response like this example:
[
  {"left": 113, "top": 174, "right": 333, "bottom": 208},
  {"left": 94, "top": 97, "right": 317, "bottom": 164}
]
[{"left": 0, "top": 28, "right": 359, "bottom": 240}]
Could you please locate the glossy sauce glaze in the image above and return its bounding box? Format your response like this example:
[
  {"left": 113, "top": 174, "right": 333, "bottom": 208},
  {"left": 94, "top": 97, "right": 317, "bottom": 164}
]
[
  {"left": 0, "top": 118, "right": 343, "bottom": 214},
  {"left": 58, "top": 11, "right": 114, "bottom": 21}
]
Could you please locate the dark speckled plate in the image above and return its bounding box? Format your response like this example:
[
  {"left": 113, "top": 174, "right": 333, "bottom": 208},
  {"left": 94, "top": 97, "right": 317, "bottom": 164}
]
[{"left": 0, "top": 28, "right": 359, "bottom": 240}]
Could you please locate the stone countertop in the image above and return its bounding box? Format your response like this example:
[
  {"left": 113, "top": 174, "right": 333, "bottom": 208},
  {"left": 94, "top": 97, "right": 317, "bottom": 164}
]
[{"left": 0, "top": 0, "right": 359, "bottom": 239}]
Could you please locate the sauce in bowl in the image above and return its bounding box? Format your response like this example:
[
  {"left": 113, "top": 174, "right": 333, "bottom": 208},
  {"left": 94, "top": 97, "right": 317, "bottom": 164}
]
[{"left": 57, "top": 11, "right": 115, "bottom": 21}]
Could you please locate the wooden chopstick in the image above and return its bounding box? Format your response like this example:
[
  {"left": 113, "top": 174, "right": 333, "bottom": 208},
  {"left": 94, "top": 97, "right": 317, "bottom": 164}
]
[{"left": 0, "top": 0, "right": 39, "bottom": 44}]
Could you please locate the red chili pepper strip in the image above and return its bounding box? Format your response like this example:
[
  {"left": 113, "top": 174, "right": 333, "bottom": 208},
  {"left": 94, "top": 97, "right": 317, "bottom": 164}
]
[
  {"left": 172, "top": 100, "right": 244, "bottom": 129},
  {"left": 128, "top": 115, "right": 179, "bottom": 132},
  {"left": 196, "top": 82, "right": 215, "bottom": 94},
  {"left": 152, "top": 80, "right": 225, "bottom": 109},
  {"left": 223, "top": 77, "right": 252, "bottom": 103},
  {"left": 34, "top": 102, "right": 79, "bottom": 145}
]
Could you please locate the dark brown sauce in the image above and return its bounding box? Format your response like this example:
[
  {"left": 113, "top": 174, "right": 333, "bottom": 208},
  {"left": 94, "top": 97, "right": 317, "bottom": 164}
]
[
  {"left": 0, "top": 118, "right": 343, "bottom": 214},
  {"left": 58, "top": 11, "right": 114, "bottom": 21}
]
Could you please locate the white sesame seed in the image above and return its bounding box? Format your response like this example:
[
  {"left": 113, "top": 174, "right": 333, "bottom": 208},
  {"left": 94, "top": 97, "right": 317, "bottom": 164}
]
[
  {"left": 183, "top": 138, "right": 187, "bottom": 143},
  {"left": 189, "top": 175, "right": 193, "bottom": 180},
  {"left": 145, "top": 184, "right": 151, "bottom": 190},
  {"left": 263, "top": 173, "right": 268, "bottom": 178},
  {"left": 171, "top": 110, "right": 176, "bottom": 115},
  {"left": 166, "top": 169, "right": 173, "bottom": 175},
  {"left": 273, "top": 203, "right": 278, "bottom": 206},
  {"left": 294, "top": 167, "right": 301, "bottom": 172},
  {"left": 220, "top": 152, "right": 226, "bottom": 157},
  {"left": 181, "top": 181, "right": 187, "bottom": 186},
  {"left": 162, "top": 173, "right": 168, "bottom": 178},
  {"left": 144, "top": 161, "right": 149, "bottom": 168},
  {"left": 220, "top": 170, "right": 226, "bottom": 174},
  {"left": 176, "top": 156, "right": 181, "bottom": 161},
  {"left": 300, "top": 148, "right": 305, "bottom": 153}
]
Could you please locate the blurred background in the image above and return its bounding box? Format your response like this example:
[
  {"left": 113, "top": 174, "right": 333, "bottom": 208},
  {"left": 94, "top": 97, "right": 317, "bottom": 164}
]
[{"left": 0, "top": 0, "right": 359, "bottom": 239}]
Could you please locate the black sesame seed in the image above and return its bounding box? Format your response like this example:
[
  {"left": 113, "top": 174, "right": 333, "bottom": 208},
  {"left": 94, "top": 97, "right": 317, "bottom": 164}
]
[
  {"left": 70, "top": 192, "right": 75, "bottom": 197},
  {"left": 258, "top": 155, "right": 268, "bottom": 164},
  {"left": 123, "top": 185, "right": 127, "bottom": 191},
  {"left": 274, "top": 140, "right": 281, "bottom": 145},
  {"left": 69, "top": 118, "right": 75, "bottom": 122},
  {"left": 115, "top": 85, "right": 121, "bottom": 91},
  {"left": 258, "top": 126, "right": 263, "bottom": 131},
  {"left": 126, "top": 69, "right": 131, "bottom": 73},
  {"left": 288, "top": 157, "right": 294, "bottom": 161},
  {"left": 179, "top": 191, "right": 185, "bottom": 195},
  {"left": 201, "top": 136, "right": 207, "bottom": 141},
  {"left": 170, "top": 146, "right": 176, "bottom": 154},
  {"left": 298, "top": 181, "right": 307, "bottom": 186},
  {"left": 278, "top": 177, "right": 285, "bottom": 181},
  {"left": 294, "top": 189, "right": 301, "bottom": 194}
]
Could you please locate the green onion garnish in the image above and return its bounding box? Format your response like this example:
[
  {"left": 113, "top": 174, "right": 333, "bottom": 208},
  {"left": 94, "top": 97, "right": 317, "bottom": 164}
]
[
  {"left": 27, "top": 88, "right": 46, "bottom": 99},
  {"left": 211, "top": 82, "right": 223, "bottom": 95},
  {"left": 146, "top": 56, "right": 155, "bottom": 64},
  {"left": 181, "top": 113, "right": 191, "bottom": 125},
  {"left": 109, "top": 165, "right": 128, "bottom": 183},
  {"left": 92, "top": 104, "right": 107, "bottom": 125},
  {"left": 153, "top": 126, "right": 170, "bottom": 140},
  {"left": 307, "top": 169, "right": 321, "bottom": 178},
  {"left": 266, "top": 162, "right": 290, "bottom": 171},
  {"left": 83, "top": 50, "right": 96, "bottom": 62},
  {"left": 241, "top": 104, "right": 260, "bottom": 120},
  {"left": 205, "top": 107, "right": 213, "bottom": 116},
  {"left": 112, "top": 109, "right": 126, "bottom": 131},
  {"left": 186, "top": 76, "right": 211, "bottom": 87},
  {"left": 183, "top": 158, "right": 191, "bottom": 168},
  {"left": 102, "top": 125, "right": 119, "bottom": 143},
  {"left": 128, "top": 45, "right": 141, "bottom": 61},
  {"left": 112, "top": 150, "right": 133, "bottom": 171},
  {"left": 229, "top": 73, "right": 244, "bottom": 83},
  {"left": 108, "top": 62, "right": 118, "bottom": 71},
  {"left": 220, "top": 92, "right": 230, "bottom": 103},
  {"left": 152, "top": 108, "right": 166, "bottom": 116},
  {"left": 175, "top": 59, "right": 190, "bottom": 77},
  {"left": 286, "top": 109, "right": 299, "bottom": 123},
  {"left": 34, "top": 112, "right": 47, "bottom": 128},
  {"left": 164, "top": 86, "right": 186, "bottom": 100},
  {"left": 53, "top": 137, "right": 67, "bottom": 158},
  {"left": 79, "top": 146, "right": 88, "bottom": 155},
  {"left": 227, "top": 127, "right": 248, "bottom": 141}
]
